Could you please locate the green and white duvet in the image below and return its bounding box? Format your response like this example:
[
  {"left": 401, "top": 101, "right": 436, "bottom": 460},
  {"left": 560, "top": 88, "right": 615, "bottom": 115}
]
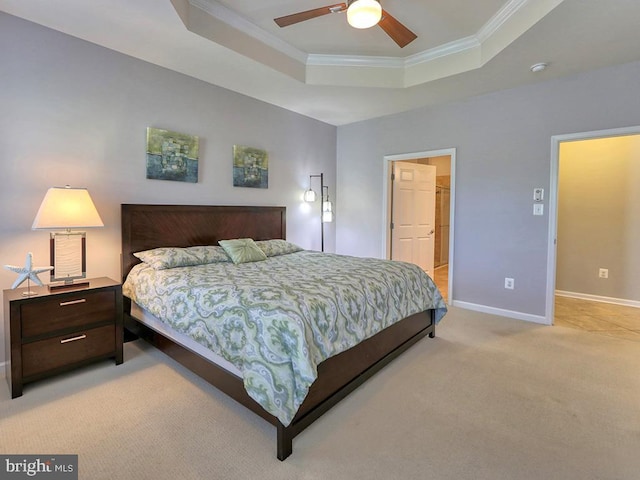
[{"left": 123, "top": 250, "right": 447, "bottom": 425}]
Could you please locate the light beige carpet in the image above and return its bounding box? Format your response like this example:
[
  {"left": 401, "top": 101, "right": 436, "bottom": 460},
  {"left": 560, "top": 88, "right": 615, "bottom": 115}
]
[{"left": 1, "top": 306, "right": 639, "bottom": 480}]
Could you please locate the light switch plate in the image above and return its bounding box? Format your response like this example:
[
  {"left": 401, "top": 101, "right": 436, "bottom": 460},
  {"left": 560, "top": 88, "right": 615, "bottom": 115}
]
[{"left": 533, "top": 188, "right": 544, "bottom": 202}]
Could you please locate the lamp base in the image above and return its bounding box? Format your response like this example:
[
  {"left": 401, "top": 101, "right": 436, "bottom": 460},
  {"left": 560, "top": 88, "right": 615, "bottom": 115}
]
[{"left": 48, "top": 280, "right": 90, "bottom": 292}]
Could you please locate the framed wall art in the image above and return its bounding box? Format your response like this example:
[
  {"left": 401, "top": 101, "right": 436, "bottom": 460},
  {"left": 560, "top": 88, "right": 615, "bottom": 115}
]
[
  {"left": 146, "top": 127, "right": 199, "bottom": 183},
  {"left": 233, "top": 145, "right": 268, "bottom": 189}
]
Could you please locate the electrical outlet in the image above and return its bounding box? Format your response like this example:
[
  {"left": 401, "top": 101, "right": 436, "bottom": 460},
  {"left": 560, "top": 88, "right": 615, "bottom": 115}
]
[
  {"left": 533, "top": 204, "right": 544, "bottom": 216},
  {"left": 599, "top": 268, "right": 609, "bottom": 279},
  {"left": 505, "top": 277, "right": 515, "bottom": 289}
]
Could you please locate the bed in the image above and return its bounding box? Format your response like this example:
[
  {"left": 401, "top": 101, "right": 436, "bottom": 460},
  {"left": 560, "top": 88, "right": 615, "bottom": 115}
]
[{"left": 121, "top": 204, "right": 446, "bottom": 460}]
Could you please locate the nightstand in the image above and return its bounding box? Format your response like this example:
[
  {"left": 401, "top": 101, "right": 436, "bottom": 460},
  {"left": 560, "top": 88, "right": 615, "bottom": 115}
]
[{"left": 3, "top": 277, "right": 123, "bottom": 398}]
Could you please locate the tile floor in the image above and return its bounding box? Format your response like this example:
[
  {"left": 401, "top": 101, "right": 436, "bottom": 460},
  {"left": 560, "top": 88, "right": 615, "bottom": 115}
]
[{"left": 554, "top": 295, "right": 640, "bottom": 342}]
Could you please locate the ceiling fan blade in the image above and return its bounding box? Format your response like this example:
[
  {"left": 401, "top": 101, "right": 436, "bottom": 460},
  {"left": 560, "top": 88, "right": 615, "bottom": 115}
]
[
  {"left": 274, "top": 3, "right": 347, "bottom": 28},
  {"left": 378, "top": 9, "right": 417, "bottom": 48}
]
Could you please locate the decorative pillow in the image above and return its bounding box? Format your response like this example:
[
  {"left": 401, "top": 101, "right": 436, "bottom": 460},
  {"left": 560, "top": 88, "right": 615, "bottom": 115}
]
[
  {"left": 218, "top": 238, "right": 267, "bottom": 264},
  {"left": 255, "top": 239, "right": 303, "bottom": 257},
  {"left": 134, "top": 246, "right": 231, "bottom": 270}
]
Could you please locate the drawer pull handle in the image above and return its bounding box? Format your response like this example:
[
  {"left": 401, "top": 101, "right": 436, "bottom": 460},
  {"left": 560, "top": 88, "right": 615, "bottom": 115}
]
[
  {"left": 59, "top": 299, "right": 87, "bottom": 307},
  {"left": 60, "top": 334, "right": 87, "bottom": 344}
]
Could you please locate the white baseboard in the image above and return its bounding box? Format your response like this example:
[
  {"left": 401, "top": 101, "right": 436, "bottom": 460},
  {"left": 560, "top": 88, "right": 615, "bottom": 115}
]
[
  {"left": 452, "top": 300, "right": 550, "bottom": 325},
  {"left": 555, "top": 290, "right": 640, "bottom": 309},
  {"left": 0, "top": 361, "right": 5, "bottom": 378}
]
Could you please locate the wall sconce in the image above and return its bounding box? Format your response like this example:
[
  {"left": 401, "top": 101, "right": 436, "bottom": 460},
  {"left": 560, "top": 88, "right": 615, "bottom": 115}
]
[
  {"left": 32, "top": 185, "right": 104, "bottom": 290},
  {"left": 304, "top": 173, "right": 334, "bottom": 251}
]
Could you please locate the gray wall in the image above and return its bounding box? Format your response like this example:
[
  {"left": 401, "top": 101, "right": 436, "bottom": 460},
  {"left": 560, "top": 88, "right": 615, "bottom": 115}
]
[
  {"left": 557, "top": 135, "right": 640, "bottom": 301},
  {"left": 336, "top": 60, "right": 640, "bottom": 318},
  {"left": 0, "top": 14, "right": 336, "bottom": 364}
]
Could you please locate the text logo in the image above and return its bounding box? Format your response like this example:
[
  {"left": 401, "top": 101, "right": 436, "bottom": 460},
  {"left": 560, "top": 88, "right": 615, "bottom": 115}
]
[{"left": 0, "top": 456, "right": 77, "bottom": 480}]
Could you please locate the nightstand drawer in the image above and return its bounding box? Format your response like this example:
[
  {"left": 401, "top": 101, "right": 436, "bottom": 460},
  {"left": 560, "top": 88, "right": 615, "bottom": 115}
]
[
  {"left": 21, "top": 290, "right": 116, "bottom": 338},
  {"left": 22, "top": 324, "right": 115, "bottom": 378}
]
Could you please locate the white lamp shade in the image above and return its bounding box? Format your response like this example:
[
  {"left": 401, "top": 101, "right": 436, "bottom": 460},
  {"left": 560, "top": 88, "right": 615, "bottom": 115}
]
[
  {"left": 347, "top": 0, "right": 382, "bottom": 29},
  {"left": 322, "top": 199, "right": 333, "bottom": 223},
  {"left": 304, "top": 188, "right": 317, "bottom": 203},
  {"left": 32, "top": 186, "right": 104, "bottom": 229}
]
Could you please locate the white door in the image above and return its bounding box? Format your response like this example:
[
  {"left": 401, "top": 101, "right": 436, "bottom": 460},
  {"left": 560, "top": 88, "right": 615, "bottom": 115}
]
[{"left": 391, "top": 162, "right": 436, "bottom": 276}]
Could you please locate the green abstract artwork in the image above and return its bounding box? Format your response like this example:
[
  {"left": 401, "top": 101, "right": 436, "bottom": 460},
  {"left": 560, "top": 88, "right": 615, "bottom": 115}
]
[
  {"left": 146, "top": 127, "right": 199, "bottom": 183},
  {"left": 233, "top": 145, "right": 268, "bottom": 188}
]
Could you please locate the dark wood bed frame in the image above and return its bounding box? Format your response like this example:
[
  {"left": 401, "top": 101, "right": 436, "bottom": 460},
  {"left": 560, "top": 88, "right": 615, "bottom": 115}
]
[{"left": 121, "top": 204, "right": 436, "bottom": 460}]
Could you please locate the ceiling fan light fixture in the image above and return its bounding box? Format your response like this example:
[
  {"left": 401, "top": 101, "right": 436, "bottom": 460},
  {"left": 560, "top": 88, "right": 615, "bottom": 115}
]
[{"left": 347, "top": 0, "right": 382, "bottom": 29}]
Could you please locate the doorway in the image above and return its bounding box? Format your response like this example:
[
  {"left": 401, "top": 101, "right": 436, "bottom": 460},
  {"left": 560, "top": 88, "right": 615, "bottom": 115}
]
[
  {"left": 383, "top": 148, "right": 456, "bottom": 304},
  {"left": 546, "top": 126, "right": 640, "bottom": 327}
]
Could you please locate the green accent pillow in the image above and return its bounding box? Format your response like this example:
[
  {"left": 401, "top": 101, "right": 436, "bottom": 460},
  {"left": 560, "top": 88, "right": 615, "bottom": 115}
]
[
  {"left": 134, "top": 246, "right": 231, "bottom": 270},
  {"left": 218, "top": 238, "right": 268, "bottom": 264},
  {"left": 255, "top": 239, "right": 303, "bottom": 257}
]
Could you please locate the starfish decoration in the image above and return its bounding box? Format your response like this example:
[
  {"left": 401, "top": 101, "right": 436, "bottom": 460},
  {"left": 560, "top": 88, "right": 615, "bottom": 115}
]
[{"left": 4, "top": 252, "right": 53, "bottom": 289}]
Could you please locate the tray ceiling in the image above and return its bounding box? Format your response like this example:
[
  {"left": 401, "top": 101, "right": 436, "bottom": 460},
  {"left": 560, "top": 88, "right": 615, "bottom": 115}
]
[{"left": 2, "top": 0, "right": 640, "bottom": 125}]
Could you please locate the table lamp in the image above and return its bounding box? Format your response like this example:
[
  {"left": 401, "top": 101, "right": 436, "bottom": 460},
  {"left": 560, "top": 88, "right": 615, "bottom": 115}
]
[{"left": 32, "top": 185, "right": 104, "bottom": 290}]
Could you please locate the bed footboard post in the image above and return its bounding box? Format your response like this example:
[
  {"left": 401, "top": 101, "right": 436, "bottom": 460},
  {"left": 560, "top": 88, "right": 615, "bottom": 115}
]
[
  {"left": 277, "top": 423, "right": 293, "bottom": 461},
  {"left": 428, "top": 309, "right": 436, "bottom": 338}
]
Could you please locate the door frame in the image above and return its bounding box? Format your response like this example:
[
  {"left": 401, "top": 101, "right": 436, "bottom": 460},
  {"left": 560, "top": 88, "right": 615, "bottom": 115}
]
[
  {"left": 546, "top": 125, "right": 640, "bottom": 324},
  {"left": 383, "top": 148, "right": 456, "bottom": 305}
]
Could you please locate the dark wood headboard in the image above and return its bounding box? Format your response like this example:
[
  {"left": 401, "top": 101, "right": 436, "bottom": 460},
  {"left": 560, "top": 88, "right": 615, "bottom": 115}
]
[{"left": 121, "top": 204, "right": 286, "bottom": 281}]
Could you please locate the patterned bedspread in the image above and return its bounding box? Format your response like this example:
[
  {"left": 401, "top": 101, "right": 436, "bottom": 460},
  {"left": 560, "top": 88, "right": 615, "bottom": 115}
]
[{"left": 123, "top": 250, "right": 447, "bottom": 425}]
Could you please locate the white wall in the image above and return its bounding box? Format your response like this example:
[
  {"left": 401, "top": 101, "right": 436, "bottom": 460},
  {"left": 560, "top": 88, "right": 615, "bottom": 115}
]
[
  {"left": 336, "top": 60, "right": 640, "bottom": 319},
  {"left": 0, "top": 14, "right": 336, "bottom": 365}
]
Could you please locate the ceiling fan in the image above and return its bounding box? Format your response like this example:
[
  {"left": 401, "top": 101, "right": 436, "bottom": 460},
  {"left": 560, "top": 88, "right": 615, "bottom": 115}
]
[{"left": 274, "top": 0, "right": 417, "bottom": 48}]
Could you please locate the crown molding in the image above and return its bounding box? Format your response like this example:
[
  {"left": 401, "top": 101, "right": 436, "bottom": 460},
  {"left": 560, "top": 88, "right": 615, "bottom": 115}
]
[
  {"left": 189, "top": 0, "right": 308, "bottom": 64},
  {"left": 477, "top": 0, "right": 531, "bottom": 42},
  {"left": 180, "top": 0, "right": 565, "bottom": 88},
  {"left": 306, "top": 54, "right": 405, "bottom": 68}
]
